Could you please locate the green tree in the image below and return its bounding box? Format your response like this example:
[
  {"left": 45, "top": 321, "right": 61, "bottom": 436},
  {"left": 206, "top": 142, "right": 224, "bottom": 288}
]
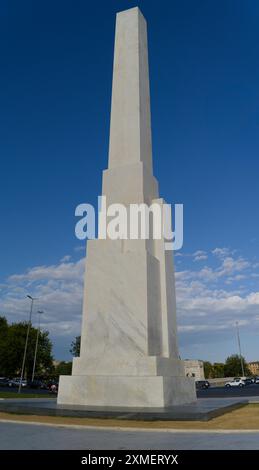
[
  {"left": 203, "top": 361, "right": 214, "bottom": 379},
  {"left": 0, "top": 316, "right": 9, "bottom": 375},
  {"left": 213, "top": 362, "right": 225, "bottom": 378},
  {"left": 70, "top": 335, "right": 81, "bottom": 357},
  {"left": 55, "top": 361, "right": 72, "bottom": 376},
  {"left": 0, "top": 316, "right": 8, "bottom": 333},
  {"left": 224, "top": 354, "right": 250, "bottom": 377},
  {"left": 0, "top": 317, "right": 53, "bottom": 378}
]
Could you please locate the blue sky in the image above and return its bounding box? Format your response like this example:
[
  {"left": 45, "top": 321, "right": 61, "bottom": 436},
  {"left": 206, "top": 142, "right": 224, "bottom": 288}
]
[{"left": 0, "top": 0, "right": 259, "bottom": 362}]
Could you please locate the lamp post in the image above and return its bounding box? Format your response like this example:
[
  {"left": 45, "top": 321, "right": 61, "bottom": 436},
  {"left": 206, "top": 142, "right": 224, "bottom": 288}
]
[
  {"left": 236, "top": 321, "right": 245, "bottom": 378},
  {"left": 31, "top": 310, "right": 43, "bottom": 382},
  {"left": 18, "top": 295, "right": 37, "bottom": 393}
]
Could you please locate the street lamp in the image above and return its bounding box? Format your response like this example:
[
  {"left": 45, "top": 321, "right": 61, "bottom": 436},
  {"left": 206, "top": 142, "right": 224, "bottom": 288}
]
[
  {"left": 236, "top": 321, "right": 245, "bottom": 378},
  {"left": 18, "top": 295, "right": 37, "bottom": 393},
  {"left": 31, "top": 310, "right": 44, "bottom": 382}
]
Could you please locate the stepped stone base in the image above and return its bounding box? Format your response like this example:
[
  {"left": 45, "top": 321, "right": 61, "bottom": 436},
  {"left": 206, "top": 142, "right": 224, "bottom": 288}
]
[{"left": 57, "top": 375, "right": 196, "bottom": 408}]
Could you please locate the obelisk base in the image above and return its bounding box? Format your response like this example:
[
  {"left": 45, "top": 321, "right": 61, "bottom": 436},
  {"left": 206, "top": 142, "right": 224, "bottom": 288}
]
[{"left": 57, "top": 374, "right": 196, "bottom": 407}]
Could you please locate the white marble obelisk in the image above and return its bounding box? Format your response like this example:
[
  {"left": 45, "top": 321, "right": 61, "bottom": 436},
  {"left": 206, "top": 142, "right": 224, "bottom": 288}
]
[{"left": 58, "top": 7, "right": 196, "bottom": 407}]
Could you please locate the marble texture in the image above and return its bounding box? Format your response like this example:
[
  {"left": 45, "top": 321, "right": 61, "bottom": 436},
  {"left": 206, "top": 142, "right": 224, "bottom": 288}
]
[
  {"left": 108, "top": 7, "right": 153, "bottom": 172},
  {"left": 57, "top": 7, "right": 196, "bottom": 408},
  {"left": 58, "top": 375, "right": 195, "bottom": 408}
]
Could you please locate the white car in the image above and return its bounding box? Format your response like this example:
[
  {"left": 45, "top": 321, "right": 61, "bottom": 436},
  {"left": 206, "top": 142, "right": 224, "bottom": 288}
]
[
  {"left": 225, "top": 378, "right": 245, "bottom": 388},
  {"left": 8, "top": 378, "right": 27, "bottom": 388}
]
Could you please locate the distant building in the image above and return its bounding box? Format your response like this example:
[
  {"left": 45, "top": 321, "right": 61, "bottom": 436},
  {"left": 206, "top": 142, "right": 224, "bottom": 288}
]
[
  {"left": 248, "top": 362, "right": 259, "bottom": 376},
  {"left": 53, "top": 360, "right": 61, "bottom": 367},
  {"left": 184, "top": 360, "right": 205, "bottom": 380}
]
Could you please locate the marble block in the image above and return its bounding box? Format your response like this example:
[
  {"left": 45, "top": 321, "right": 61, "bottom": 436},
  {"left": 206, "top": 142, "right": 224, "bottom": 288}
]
[{"left": 58, "top": 375, "right": 196, "bottom": 408}]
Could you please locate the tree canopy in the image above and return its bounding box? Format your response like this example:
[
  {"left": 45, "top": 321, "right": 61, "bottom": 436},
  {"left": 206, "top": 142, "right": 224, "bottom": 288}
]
[
  {"left": 0, "top": 315, "right": 53, "bottom": 379},
  {"left": 224, "top": 354, "right": 250, "bottom": 377},
  {"left": 70, "top": 335, "right": 81, "bottom": 357},
  {"left": 55, "top": 361, "right": 72, "bottom": 376},
  {"left": 204, "top": 355, "right": 250, "bottom": 378}
]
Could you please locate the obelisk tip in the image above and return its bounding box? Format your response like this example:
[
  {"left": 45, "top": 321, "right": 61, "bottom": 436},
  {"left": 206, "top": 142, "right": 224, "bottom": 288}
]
[{"left": 116, "top": 6, "right": 146, "bottom": 22}]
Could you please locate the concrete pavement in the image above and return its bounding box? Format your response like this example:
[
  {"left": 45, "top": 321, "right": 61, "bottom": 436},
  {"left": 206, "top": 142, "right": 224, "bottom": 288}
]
[{"left": 0, "top": 421, "right": 259, "bottom": 450}]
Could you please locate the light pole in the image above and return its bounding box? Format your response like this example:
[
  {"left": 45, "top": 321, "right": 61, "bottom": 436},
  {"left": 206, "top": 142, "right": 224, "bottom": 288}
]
[
  {"left": 236, "top": 321, "right": 245, "bottom": 378},
  {"left": 31, "top": 310, "right": 43, "bottom": 382},
  {"left": 18, "top": 295, "right": 37, "bottom": 393}
]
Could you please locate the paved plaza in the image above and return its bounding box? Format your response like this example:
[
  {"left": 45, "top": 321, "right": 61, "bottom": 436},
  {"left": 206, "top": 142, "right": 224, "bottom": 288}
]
[{"left": 0, "top": 397, "right": 250, "bottom": 421}]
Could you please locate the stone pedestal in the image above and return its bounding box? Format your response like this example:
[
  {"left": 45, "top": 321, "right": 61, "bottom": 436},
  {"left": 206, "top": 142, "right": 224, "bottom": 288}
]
[{"left": 58, "top": 375, "right": 195, "bottom": 408}]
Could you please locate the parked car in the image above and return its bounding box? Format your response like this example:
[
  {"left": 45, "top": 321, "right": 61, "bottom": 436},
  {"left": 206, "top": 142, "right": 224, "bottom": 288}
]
[
  {"left": 225, "top": 378, "right": 245, "bottom": 388},
  {"left": 27, "top": 380, "right": 48, "bottom": 390},
  {"left": 195, "top": 380, "right": 210, "bottom": 390},
  {"left": 8, "top": 378, "right": 27, "bottom": 388},
  {"left": 254, "top": 377, "right": 259, "bottom": 384},
  {"left": 0, "top": 377, "right": 10, "bottom": 387},
  {"left": 244, "top": 378, "right": 254, "bottom": 386}
]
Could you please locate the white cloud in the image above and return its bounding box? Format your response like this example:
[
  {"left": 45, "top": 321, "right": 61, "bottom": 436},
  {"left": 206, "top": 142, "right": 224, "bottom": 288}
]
[
  {"left": 8, "top": 258, "right": 85, "bottom": 283},
  {"left": 1, "top": 246, "right": 259, "bottom": 360},
  {"left": 193, "top": 250, "right": 208, "bottom": 262},
  {"left": 1, "top": 258, "right": 85, "bottom": 347},
  {"left": 194, "top": 255, "right": 208, "bottom": 262},
  {"left": 227, "top": 274, "right": 247, "bottom": 282},
  {"left": 175, "top": 247, "right": 259, "bottom": 347},
  {"left": 193, "top": 251, "right": 207, "bottom": 257},
  {"left": 60, "top": 255, "right": 71, "bottom": 263},
  {"left": 218, "top": 257, "right": 250, "bottom": 276},
  {"left": 212, "top": 247, "right": 231, "bottom": 258},
  {"left": 74, "top": 245, "right": 86, "bottom": 253}
]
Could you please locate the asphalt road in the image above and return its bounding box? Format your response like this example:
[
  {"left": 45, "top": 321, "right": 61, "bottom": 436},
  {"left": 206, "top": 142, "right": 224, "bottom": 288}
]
[
  {"left": 197, "top": 384, "right": 259, "bottom": 398},
  {"left": 0, "top": 421, "right": 259, "bottom": 450},
  {"left": 0, "top": 386, "right": 51, "bottom": 395},
  {"left": 1, "top": 383, "right": 259, "bottom": 398}
]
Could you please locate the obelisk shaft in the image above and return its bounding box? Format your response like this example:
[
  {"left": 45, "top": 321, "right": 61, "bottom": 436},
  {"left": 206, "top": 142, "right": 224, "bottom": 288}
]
[{"left": 108, "top": 8, "right": 153, "bottom": 174}]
